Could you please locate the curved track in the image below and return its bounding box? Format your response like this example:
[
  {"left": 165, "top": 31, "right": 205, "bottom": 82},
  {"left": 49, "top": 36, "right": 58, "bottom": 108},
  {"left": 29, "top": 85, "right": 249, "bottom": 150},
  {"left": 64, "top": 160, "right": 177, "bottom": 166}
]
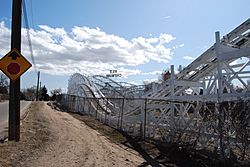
[{"left": 64, "top": 19, "right": 250, "bottom": 159}]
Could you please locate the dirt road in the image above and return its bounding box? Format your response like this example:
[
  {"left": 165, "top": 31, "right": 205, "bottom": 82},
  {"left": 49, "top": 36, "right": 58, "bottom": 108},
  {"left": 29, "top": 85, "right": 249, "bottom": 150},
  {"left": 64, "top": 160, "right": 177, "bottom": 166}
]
[{"left": 0, "top": 102, "right": 145, "bottom": 167}]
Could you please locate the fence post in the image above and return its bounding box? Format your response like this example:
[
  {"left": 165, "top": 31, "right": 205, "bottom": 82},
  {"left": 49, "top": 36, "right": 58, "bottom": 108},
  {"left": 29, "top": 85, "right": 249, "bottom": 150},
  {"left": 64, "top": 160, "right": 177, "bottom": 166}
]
[
  {"left": 82, "top": 97, "right": 85, "bottom": 113},
  {"left": 107, "top": 98, "right": 111, "bottom": 126},
  {"left": 215, "top": 31, "right": 225, "bottom": 159},
  {"left": 141, "top": 98, "right": 147, "bottom": 139},
  {"left": 67, "top": 95, "right": 69, "bottom": 110},
  {"left": 68, "top": 95, "right": 70, "bottom": 111},
  {"left": 69, "top": 95, "right": 71, "bottom": 111},
  {"left": 81, "top": 97, "right": 84, "bottom": 113},
  {"left": 120, "top": 98, "right": 125, "bottom": 130},
  {"left": 88, "top": 97, "right": 92, "bottom": 115},
  {"left": 105, "top": 99, "right": 107, "bottom": 124},
  {"left": 117, "top": 99, "right": 121, "bottom": 129},
  {"left": 76, "top": 96, "right": 79, "bottom": 112},
  {"left": 78, "top": 97, "right": 81, "bottom": 113},
  {"left": 67, "top": 95, "right": 70, "bottom": 110},
  {"left": 74, "top": 95, "right": 76, "bottom": 112},
  {"left": 96, "top": 98, "right": 99, "bottom": 119},
  {"left": 217, "top": 102, "right": 225, "bottom": 159},
  {"left": 101, "top": 99, "right": 104, "bottom": 123},
  {"left": 72, "top": 96, "right": 74, "bottom": 111},
  {"left": 64, "top": 94, "right": 67, "bottom": 110},
  {"left": 144, "top": 98, "right": 147, "bottom": 139},
  {"left": 70, "top": 95, "right": 72, "bottom": 111}
]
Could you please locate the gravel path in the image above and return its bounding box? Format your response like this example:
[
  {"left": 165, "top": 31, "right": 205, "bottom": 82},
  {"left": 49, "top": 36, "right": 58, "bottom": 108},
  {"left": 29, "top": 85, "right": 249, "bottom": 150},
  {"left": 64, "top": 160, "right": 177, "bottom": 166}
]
[{"left": 0, "top": 102, "right": 145, "bottom": 167}]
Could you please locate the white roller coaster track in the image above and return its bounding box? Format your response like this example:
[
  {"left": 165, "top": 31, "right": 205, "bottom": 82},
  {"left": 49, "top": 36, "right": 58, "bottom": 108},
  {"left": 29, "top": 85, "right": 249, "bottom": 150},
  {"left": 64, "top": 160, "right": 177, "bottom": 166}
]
[{"left": 64, "top": 19, "right": 250, "bottom": 157}]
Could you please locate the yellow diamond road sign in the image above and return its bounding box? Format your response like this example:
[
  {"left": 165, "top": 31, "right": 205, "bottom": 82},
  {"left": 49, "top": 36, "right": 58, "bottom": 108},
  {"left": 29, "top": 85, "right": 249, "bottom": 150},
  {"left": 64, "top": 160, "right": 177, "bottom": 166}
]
[{"left": 0, "top": 48, "right": 32, "bottom": 81}]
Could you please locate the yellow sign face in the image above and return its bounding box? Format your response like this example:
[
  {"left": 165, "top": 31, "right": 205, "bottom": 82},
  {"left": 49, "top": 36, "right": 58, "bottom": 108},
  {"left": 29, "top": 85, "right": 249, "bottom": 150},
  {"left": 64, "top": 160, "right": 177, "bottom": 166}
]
[{"left": 0, "top": 48, "right": 32, "bottom": 81}]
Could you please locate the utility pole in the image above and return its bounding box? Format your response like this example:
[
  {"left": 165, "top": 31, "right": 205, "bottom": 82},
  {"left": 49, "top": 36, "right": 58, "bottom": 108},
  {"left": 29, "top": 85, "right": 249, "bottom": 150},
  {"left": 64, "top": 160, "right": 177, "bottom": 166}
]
[
  {"left": 9, "top": 0, "right": 22, "bottom": 141},
  {"left": 36, "top": 71, "right": 40, "bottom": 101}
]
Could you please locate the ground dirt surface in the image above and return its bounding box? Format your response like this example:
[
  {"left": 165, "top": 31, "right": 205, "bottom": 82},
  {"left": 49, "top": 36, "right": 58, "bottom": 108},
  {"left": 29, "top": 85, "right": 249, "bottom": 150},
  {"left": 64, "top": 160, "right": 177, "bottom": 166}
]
[{"left": 0, "top": 102, "right": 145, "bottom": 167}]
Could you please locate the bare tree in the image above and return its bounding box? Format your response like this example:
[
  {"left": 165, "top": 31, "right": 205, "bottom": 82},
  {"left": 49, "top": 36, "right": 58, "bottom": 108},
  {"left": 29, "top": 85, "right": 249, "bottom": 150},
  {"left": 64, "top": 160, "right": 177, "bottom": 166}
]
[
  {"left": 22, "top": 86, "right": 37, "bottom": 101},
  {"left": 50, "top": 88, "right": 62, "bottom": 101},
  {"left": 161, "top": 70, "right": 171, "bottom": 81},
  {"left": 41, "top": 85, "right": 50, "bottom": 101},
  {"left": 0, "top": 73, "right": 9, "bottom": 94},
  {"left": 50, "top": 88, "right": 62, "bottom": 96}
]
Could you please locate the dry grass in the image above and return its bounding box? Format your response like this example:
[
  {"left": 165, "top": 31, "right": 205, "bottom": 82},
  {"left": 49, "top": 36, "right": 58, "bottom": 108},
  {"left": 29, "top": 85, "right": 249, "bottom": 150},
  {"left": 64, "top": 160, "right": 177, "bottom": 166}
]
[{"left": 70, "top": 112, "right": 250, "bottom": 167}]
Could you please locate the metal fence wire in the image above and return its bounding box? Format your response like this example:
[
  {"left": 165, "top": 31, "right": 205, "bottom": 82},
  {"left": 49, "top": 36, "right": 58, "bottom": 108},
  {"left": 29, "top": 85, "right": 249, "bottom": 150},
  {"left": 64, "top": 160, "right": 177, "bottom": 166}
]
[{"left": 59, "top": 94, "right": 250, "bottom": 161}]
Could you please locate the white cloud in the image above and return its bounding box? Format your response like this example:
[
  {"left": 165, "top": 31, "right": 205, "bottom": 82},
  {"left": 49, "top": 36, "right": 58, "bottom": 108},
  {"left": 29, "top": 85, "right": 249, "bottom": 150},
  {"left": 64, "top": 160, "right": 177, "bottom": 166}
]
[
  {"left": 143, "top": 78, "right": 158, "bottom": 84},
  {"left": 116, "top": 68, "right": 141, "bottom": 78},
  {"left": 127, "top": 81, "right": 141, "bottom": 85},
  {"left": 142, "top": 70, "right": 162, "bottom": 75},
  {"left": 159, "top": 33, "right": 175, "bottom": 44},
  {"left": 0, "top": 21, "right": 11, "bottom": 56},
  {"left": 173, "top": 43, "right": 184, "bottom": 49},
  {"left": 183, "top": 56, "right": 195, "bottom": 60},
  {"left": 162, "top": 16, "right": 171, "bottom": 19},
  {"left": 0, "top": 21, "right": 175, "bottom": 77}
]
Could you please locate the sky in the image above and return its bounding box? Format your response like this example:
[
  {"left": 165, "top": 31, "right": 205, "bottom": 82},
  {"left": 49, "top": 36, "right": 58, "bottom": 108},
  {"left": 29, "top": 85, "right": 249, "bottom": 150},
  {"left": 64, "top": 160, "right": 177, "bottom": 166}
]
[{"left": 0, "top": 0, "right": 249, "bottom": 93}]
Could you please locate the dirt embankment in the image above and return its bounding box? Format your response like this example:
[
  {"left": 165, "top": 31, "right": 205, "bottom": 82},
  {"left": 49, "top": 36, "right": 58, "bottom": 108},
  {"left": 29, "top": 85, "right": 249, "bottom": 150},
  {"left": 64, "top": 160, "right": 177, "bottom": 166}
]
[{"left": 0, "top": 102, "right": 144, "bottom": 167}]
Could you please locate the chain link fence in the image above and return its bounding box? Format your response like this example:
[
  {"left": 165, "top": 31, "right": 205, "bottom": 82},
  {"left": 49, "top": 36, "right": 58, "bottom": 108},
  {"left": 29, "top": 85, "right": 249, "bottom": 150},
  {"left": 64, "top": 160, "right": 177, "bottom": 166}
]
[{"left": 58, "top": 94, "right": 250, "bottom": 161}]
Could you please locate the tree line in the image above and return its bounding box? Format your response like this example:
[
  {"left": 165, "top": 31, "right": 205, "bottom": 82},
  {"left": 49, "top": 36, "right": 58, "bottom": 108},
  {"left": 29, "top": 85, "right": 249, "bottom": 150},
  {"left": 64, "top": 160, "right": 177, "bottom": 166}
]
[{"left": 0, "top": 73, "right": 61, "bottom": 101}]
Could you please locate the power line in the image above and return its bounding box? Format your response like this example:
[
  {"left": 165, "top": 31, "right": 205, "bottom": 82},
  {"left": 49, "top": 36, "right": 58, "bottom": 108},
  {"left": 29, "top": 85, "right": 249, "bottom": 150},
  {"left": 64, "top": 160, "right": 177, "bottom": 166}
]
[
  {"left": 29, "top": 0, "right": 34, "bottom": 27},
  {"left": 22, "top": 0, "right": 37, "bottom": 71}
]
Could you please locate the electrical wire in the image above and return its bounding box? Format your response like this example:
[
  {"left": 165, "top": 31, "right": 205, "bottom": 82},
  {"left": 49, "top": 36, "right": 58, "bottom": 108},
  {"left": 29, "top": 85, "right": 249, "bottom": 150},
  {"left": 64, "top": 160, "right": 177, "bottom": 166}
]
[
  {"left": 22, "top": 0, "right": 37, "bottom": 71},
  {"left": 29, "top": 0, "right": 34, "bottom": 28}
]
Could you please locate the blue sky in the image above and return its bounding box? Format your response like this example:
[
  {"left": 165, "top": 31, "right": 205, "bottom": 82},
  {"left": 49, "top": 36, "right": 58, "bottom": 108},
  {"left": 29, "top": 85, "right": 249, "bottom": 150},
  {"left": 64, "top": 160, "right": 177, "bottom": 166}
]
[{"left": 0, "top": 0, "right": 249, "bottom": 93}]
